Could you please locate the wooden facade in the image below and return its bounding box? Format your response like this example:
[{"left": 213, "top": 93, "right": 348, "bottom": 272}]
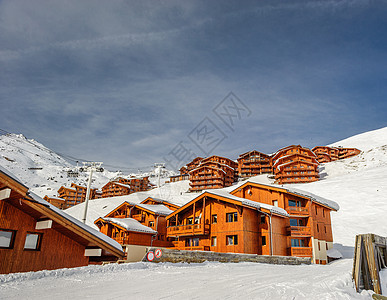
[
  {"left": 168, "top": 174, "right": 189, "bottom": 183},
  {"left": 0, "top": 167, "right": 124, "bottom": 274},
  {"left": 237, "top": 150, "right": 272, "bottom": 178},
  {"left": 179, "top": 157, "right": 203, "bottom": 175},
  {"left": 312, "top": 146, "right": 339, "bottom": 163},
  {"left": 189, "top": 156, "right": 238, "bottom": 192},
  {"left": 272, "top": 145, "right": 319, "bottom": 184},
  {"left": 44, "top": 195, "right": 66, "bottom": 209},
  {"left": 312, "top": 146, "right": 361, "bottom": 163},
  {"left": 101, "top": 177, "right": 150, "bottom": 198},
  {"left": 56, "top": 183, "right": 99, "bottom": 209},
  {"left": 95, "top": 200, "right": 174, "bottom": 248},
  {"left": 166, "top": 181, "right": 338, "bottom": 264}
]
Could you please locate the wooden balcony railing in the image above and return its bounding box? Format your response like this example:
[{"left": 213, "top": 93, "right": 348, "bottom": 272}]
[
  {"left": 289, "top": 247, "right": 313, "bottom": 257},
  {"left": 286, "top": 206, "right": 309, "bottom": 216},
  {"left": 287, "top": 226, "right": 311, "bottom": 237},
  {"left": 167, "top": 223, "right": 210, "bottom": 237}
]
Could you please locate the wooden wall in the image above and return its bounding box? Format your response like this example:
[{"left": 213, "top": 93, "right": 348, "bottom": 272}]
[{"left": 0, "top": 200, "right": 89, "bottom": 274}]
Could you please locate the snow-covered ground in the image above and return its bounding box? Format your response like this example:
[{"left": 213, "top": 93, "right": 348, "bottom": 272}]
[{"left": 0, "top": 259, "right": 374, "bottom": 300}]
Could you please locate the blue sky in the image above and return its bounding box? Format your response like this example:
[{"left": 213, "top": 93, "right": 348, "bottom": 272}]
[{"left": 1, "top": 0, "right": 387, "bottom": 171}]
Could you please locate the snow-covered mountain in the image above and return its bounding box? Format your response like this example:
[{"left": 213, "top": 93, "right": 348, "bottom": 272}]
[{"left": 0, "top": 133, "right": 175, "bottom": 198}]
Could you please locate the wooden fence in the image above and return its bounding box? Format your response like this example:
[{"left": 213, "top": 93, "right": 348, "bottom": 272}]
[{"left": 352, "top": 234, "right": 387, "bottom": 296}]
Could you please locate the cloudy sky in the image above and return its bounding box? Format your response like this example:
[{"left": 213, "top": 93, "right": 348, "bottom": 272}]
[{"left": 1, "top": 0, "right": 387, "bottom": 171}]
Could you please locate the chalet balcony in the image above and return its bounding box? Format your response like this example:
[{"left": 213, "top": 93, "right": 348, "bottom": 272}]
[
  {"left": 287, "top": 226, "right": 311, "bottom": 237},
  {"left": 288, "top": 247, "right": 313, "bottom": 257},
  {"left": 167, "top": 223, "right": 210, "bottom": 237},
  {"left": 286, "top": 206, "right": 310, "bottom": 216},
  {"left": 131, "top": 214, "right": 145, "bottom": 222}
]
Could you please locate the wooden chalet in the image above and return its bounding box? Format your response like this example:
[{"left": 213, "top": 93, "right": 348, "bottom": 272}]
[
  {"left": 312, "top": 146, "right": 339, "bottom": 163},
  {"left": 101, "top": 176, "right": 150, "bottom": 198},
  {"left": 179, "top": 157, "right": 203, "bottom": 175},
  {"left": 166, "top": 180, "right": 339, "bottom": 264},
  {"left": 56, "top": 183, "right": 99, "bottom": 209},
  {"left": 43, "top": 195, "right": 66, "bottom": 209},
  {"left": 231, "top": 181, "right": 339, "bottom": 264},
  {"left": 336, "top": 147, "right": 361, "bottom": 160},
  {"left": 237, "top": 150, "right": 272, "bottom": 178},
  {"left": 168, "top": 174, "right": 189, "bottom": 183},
  {"left": 95, "top": 198, "right": 175, "bottom": 248},
  {"left": 0, "top": 166, "right": 124, "bottom": 274},
  {"left": 189, "top": 155, "right": 238, "bottom": 192},
  {"left": 272, "top": 145, "right": 319, "bottom": 184},
  {"left": 140, "top": 196, "right": 180, "bottom": 211}
]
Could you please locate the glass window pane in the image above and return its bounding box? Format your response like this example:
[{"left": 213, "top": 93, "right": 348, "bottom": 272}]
[
  {"left": 24, "top": 233, "right": 40, "bottom": 250},
  {"left": 289, "top": 219, "right": 298, "bottom": 226},
  {"left": 0, "top": 230, "right": 13, "bottom": 248}
]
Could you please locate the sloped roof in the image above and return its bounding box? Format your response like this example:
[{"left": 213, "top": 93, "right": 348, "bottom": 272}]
[
  {"left": 231, "top": 179, "right": 340, "bottom": 211},
  {"left": 101, "top": 217, "right": 156, "bottom": 234}
]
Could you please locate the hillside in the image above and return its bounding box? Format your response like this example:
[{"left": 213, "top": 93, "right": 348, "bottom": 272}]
[{"left": 0, "top": 133, "right": 175, "bottom": 198}]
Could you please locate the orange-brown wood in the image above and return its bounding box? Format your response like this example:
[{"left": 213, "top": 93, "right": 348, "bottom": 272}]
[{"left": 237, "top": 150, "right": 272, "bottom": 178}]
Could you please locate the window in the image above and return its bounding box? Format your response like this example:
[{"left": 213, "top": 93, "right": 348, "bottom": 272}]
[
  {"left": 272, "top": 200, "right": 278, "bottom": 207},
  {"left": 315, "top": 207, "right": 318, "bottom": 215},
  {"left": 187, "top": 218, "right": 193, "bottom": 225},
  {"left": 317, "top": 224, "right": 319, "bottom": 232},
  {"left": 24, "top": 232, "right": 42, "bottom": 250},
  {"left": 186, "top": 237, "right": 199, "bottom": 247},
  {"left": 194, "top": 216, "right": 200, "bottom": 224},
  {"left": 322, "top": 209, "right": 325, "bottom": 217},
  {"left": 211, "top": 214, "right": 217, "bottom": 224},
  {"left": 288, "top": 200, "right": 300, "bottom": 207},
  {"left": 148, "top": 221, "right": 154, "bottom": 227},
  {"left": 262, "top": 236, "right": 266, "bottom": 246},
  {"left": 226, "top": 235, "right": 238, "bottom": 245},
  {"left": 260, "top": 215, "right": 266, "bottom": 224},
  {"left": 290, "top": 219, "right": 303, "bottom": 226},
  {"left": 226, "top": 212, "right": 238, "bottom": 222},
  {"left": 211, "top": 236, "right": 217, "bottom": 247},
  {"left": 291, "top": 239, "right": 305, "bottom": 247},
  {"left": 0, "top": 229, "right": 16, "bottom": 249}
]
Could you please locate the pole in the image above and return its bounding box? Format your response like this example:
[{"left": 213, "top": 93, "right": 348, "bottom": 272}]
[{"left": 82, "top": 168, "right": 94, "bottom": 224}]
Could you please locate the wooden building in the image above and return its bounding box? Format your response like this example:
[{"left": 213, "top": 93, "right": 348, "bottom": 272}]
[
  {"left": 43, "top": 196, "right": 66, "bottom": 209},
  {"left": 101, "top": 177, "right": 150, "bottom": 198},
  {"left": 56, "top": 183, "right": 99, "bottom": 209},
  {"left": 95, "top": 198, "right": 175, "bottom": 248},
  {"left": 312, "top": 146, "right": 339, "bottom": 163},
  {"left": 168, "top": 174, "right": 189, "bottom": 183},
  {"left": 272, "top": 145, "right": 319, "bottom": 184},
  {"left": 237, "top": 150, "right": 272, "bottom": 178},
  {"left": 312, "top": 146, "right": 361, "bottom": 163},
  {"left": 0, "top": 166, "right": 124, "bottom": 274},
  {"left": 166, "top": 181, "right": 339, "bottom": 264},
  {"left": 189, "top": 156, "right": 238, "bottom": 192},
  {"left": 336, "top": 147, "right": 361, "bottom": 160},
  {"left": 179, "top": 157, "right": 203, "bottom": 175}
]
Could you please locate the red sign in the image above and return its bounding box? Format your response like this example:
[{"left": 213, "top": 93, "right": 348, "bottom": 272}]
[
  {"left": 146, "top": 251, "right": 155, "bottom": 261},
  {"left": 155, "top": 249, "right": 162, "bottom": 258}
]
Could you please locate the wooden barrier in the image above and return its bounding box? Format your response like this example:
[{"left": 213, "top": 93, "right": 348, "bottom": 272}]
[{"left": 352, "top": 234, "right": 387, "bottom": 295}]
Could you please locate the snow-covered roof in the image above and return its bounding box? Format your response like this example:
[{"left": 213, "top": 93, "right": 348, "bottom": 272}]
[
  {"left": 136, "top": 204, "right": 174, "bottom": 216},
  {"left": 112, "top": 182, "right": 132, "bottom": 189},
  {"left": 233, "top": 178, "right": 340, "bottom": 211},
  {"left": 28, "top": 192, "right": 123, "bottom": 253},
  {"left": 102, "top": 217, "right": 156, "bottom": 234},
  {"left": 0, "top": 165, "right": 27, "bottom": 188},
  {"left": 204, "top": 189, "right": 289, "bottom": 217}
]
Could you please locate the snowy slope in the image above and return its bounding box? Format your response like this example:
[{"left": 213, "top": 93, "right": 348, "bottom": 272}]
[
  {"left": 0, "top": 133, "right": 175, "bottom": 198},
  {"left": 0, "top": 259, "right": 373, "bottom": 299}
]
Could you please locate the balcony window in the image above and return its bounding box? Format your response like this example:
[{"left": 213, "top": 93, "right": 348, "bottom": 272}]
[
  {"left": 288, "top": 200, "right": 301, "bottom": 207},
  {"left": 272, "top": 200, "right": 278, "bottom": 207},
  {"left": 226, "top": 212, "right": 238, "bottom": 222},
  {"left": 211, "top": 214, "right": 217, "bottom": 224},
  {"left": 24, "top": 232, "right": 42, "bottom": 250},
  {"left": 211, "top": 236, "right": 217, "bottom": 247},
  {"left": 291, "top": 238, "right": 305, "bottom": 247},
  {"left": 290, "top": 219, "right": 303, "bottom": 226},
  {"left": 262, "top": 236, "right": 266, "bottom": 246},
  {"left": 226, "top": 235, "right": 238, "bottom": 246},
  {"left": 260, "top": 215, "right": 266, "bottom": 224},
  {"left": 0, "top": 229, "right": 16, "bottom": 249},
  {"left": 187, "top": 218, "right": 193, "bottom": 225},
  {"left": 148, "top": 221, "right": 154, "bottom": 227},
  {"left": 194, "top": 217, "right": 200, "bottom": 224}
]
